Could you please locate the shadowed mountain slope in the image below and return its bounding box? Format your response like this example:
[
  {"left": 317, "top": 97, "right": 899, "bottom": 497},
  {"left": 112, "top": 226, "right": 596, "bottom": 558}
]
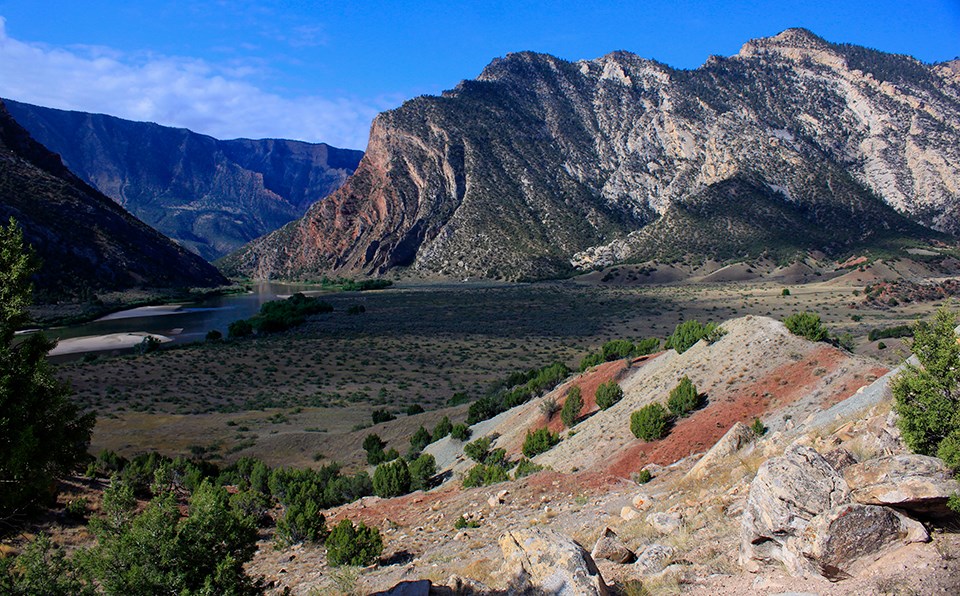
[
  {"left": 0, "top": 99, "right": 226, "bottom": 301},
  {"left": 4, "top": 99, "right": 363, "bottom": 261}
]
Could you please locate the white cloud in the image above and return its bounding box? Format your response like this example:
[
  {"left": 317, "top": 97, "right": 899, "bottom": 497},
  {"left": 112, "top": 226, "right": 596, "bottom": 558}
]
[{"left": 0, "top": 17, "right": 386, "bottom": 149}]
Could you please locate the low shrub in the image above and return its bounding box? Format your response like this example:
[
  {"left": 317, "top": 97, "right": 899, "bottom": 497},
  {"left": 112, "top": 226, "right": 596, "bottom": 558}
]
[
  {"left": 514, "top": 457, "right": 544, "bottom": 479},
  {"left": 560, "top": 386, "right": 583, "bottom": 428},
  {"left": 631, "top": 403, "right": 670, "bottom": 441},
  {"left": 432, "top": 416, "right": 453, "bottom": 441},
  {"left": 409, "top": 453, "right": 437, "bottom": 491},
  {"left": 450, "top": 423, "right": 471, "bottom": 441},
  {"left": 667, "top": 376, "right": 701, "bottom": 418},
  {"left": 372, "top": 459, "right": 410, "bottom": 498},
  {"left": 522, "top": 428, "right": 560, "bottom": 458},
  {"left": 783, "top": 311, "right": 828, "bottom": 342},
  {"left": 325, "top": 519, "right": 383, "bottom": 566},
  {"left": 464, "top": 437, "right": 492, "bottom": 463},
  {"left": 461, "top": 464, "right": 510, "bottom": 488},
  {"left": 595, "top": 381, "right": 623, "bottom": 410}
]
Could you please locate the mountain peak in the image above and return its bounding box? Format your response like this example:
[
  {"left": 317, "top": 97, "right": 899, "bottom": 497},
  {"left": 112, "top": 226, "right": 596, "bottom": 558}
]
[{"left": 737, "top": 27, "right": 838, "bottom": 62}]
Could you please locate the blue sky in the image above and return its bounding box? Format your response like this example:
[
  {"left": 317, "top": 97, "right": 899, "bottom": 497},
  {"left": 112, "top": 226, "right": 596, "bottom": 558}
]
[{"left": 0, "top": 1, "right": 957, "bottom": 149}]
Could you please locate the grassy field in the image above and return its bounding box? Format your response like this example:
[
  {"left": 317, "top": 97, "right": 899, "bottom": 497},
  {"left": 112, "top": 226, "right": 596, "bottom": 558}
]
[{"left": 54, "top": 269, "right": 959, "bottom": 469}]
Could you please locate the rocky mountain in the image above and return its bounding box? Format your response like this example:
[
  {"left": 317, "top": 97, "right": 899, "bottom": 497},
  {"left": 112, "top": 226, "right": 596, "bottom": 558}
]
[
  {"left": 223, "top": 28, "right": 960, "bottom": 281},
  {"left": 0, "top": 99, "right": 226, "bottom": 300},
  {"left": 3, "top": 99, "right": 363, "bottom": 261}
]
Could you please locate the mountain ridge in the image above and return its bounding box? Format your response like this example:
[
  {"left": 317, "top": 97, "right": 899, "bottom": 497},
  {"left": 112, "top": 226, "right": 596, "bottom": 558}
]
[
  {"left": 0, "top": 99, "right": 226, "bottom": 300},
  {"left": 223, "top": 30, "right": 960, "bottom": 280},
  {"left": 3, "top": 99, "right": 363, "bottom": 261}
]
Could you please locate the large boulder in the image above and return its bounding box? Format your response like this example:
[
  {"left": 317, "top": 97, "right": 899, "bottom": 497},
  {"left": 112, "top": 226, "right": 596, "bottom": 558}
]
[
  {"left": 800, "top": 503, "right": 929, "bottom": 581},
  {"left": 739, "top": 443, "right": 850, "bottom": 575},
  {"left": 499, "top": 527, "right": 609, "bottom": 595},
  {"left": 634, "top": 544, "right": 675, "bottom": 575},
  {"left": 591, "top": 527, "right": 635, "bottom": 564},
  {"left": 686, "top": 421, "right": 755, "bottom": 480},
  {"left": 843, "top": 454, "right": 960, "bottom": 516}
]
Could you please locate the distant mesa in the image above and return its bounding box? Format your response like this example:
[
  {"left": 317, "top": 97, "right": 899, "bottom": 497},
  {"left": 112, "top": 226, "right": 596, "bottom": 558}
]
[
  {"left": 224, "top": 28, "right": 959, "bottom": 282},
  {"left": 3, "top": 99, "right": 364, "bottom": 261}
]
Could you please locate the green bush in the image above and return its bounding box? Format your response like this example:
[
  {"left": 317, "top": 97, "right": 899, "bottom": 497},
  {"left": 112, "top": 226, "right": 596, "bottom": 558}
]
[
  {"left": 634, "top": 469, "right": 652, "bottom": 484},
  {"left": 781, "top": 288, "right": 791, "bottom": 296},
  {"left": 665, "top": 320, "right": 720, "bottom": 354},
  {"left": 522, "top": 428, "right": 560, "bottom": 458},
  {"left": 783, "top": 312, "right": 828, "bottom": 342},
  {"left": 371, "top": 409, "right": 396, "bottom": 424},
  {"left": 595, "top": 381, "right": 623, "bottom": 410},
  {"left": 363, "top": 433, "right": 387, "bottom": 465},
  {"left": 578, "top": 352, "right": 604, "bottom": 371},
  {"left": 634, "top": 337, "right": 661, "bottom": 356},
  {"left": 276, "top": 494, "right": 326, "bottom": 545},
  {"left": 0, "top": 219, "right": 95, "bottom": 515},
  {"left": 409, "top": 453, "right": 437, "bottom": 491},
  {"left": 408, "top": 426, "right": 432, "bottom": 456},
  {"left": 453, "top": 515, "right": 480, "bottom": 529},
  {"left": 372, "top": 459, "right": 411, "bottom": 498},
  {"left": 464, "top": 437, "right": 492, "bottom": 463},
  {"left": 228, "top": 318, "right": 253, "bottom": 338},
  {"left": 432, "top": 416, "right": 453, "bottom": 441},
  {"left": 325, "top": 519, "right": 383, "bottom": 567},
  {"left": 514, "top": 458, "right": 544, "bottom": 479},
  {"left": 461, "top": 463, "right": 510, "bottom": 488},
  {"left": 891, "top": 308, "right": 960, "bottom": 513},
  {"left": 87, "top": 478, "right": 260, "bottom": 594},
  {"left": 893, "top": 309, "right": 960, "bottom": 456},
  {"left": 868, "top": 325, "right": 913, "bottom": 342},
  {"left": 631, "top": 404, "right": 670, "bottom": 441},
  {"left": 601, "top": 339, "right": 635, "bottom": 361},
  {"left": 667, "top": 376, "right": 701, "bottom": 418},
  {"left": 205, "top": 329, "right": 222, "bottom": 341},
  {"left": 561, "top": 386, "right": 583, "bottom": 428},
  {"left": 0, "top": 533, "right": 92, "bottom": 595},
  {"left": 467, "top": 362, "right": 570, "bottom": 424},
  {"left": 450, "top": 423, "right": 471, "bottom": 441},
  {"left": 405, "top": 404, "right": 424, "bottom": 415},
  {"left": 750, "top": 417, "right": 767, "bottom": 436}
]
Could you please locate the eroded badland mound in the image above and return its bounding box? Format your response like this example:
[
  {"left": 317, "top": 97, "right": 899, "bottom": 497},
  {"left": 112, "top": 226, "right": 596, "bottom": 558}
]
[{"left": 238, "top": 315, "right": 959, "bottom": 594}]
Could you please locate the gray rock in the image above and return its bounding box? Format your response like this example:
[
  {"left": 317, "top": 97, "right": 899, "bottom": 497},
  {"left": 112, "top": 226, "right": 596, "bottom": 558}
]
[
  {"left": 739, "top": 443, "right": 850, "bottom": 575},
  {"left": 591, "top": 527, "right": 635, "bottom": 564},
  {"left": 646, "top": 512, "right": 683, "bottom": 534},
  {"left": 822, "top": 447, "right": 858, "bottom": 472},
  {"left": 370, "top": 579, "right": 432, "bottom": 596},
  {"left": 800, "top": 503, "right": 929, "bottom": 581},
  {"left": 843, "top": 454, "right": 960, "bottom": 515},
  {"left": 499, "top": 527, "right": 608, "bottom": 595},
  {"left": 686, "top": 421, "right": 755, "bottom": 480},
  {"left": 634, "top": 544, "right": 675, "bottom": 575}
]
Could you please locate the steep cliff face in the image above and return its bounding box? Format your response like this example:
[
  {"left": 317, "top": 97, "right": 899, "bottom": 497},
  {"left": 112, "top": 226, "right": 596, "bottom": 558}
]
[
  {"left": 225, "top": 29, "right": 960, "bottom": 281},
  {"left": 0, "top": 100, "right": 226, "bottom": 300},
  {"left": 3, "top": 100, "right": 363, "bottom": 261}
]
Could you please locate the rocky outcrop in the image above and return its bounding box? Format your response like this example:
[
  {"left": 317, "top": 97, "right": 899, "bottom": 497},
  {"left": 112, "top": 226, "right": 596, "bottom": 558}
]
[
  {"left": 686, "top": 421, "right": 755, "bottom": 480},
  {"left": 0, "top": 99, "right": 226, "bottom": 299},
  {"left": 227, "top": 28, "right": 958, "bottom": 281},
  {"left": 739, "top": 443, "right": 850, "bottom": 575},
  {"left": 844, "top": 454, "right": 960, "bottom": 515},
  {"left": 591, "top": 527, "right": 635, "bottom": 564},
  {"left": 499, "top": 527, "right": 608, "bottom": 595},
  {"left": 4, "top": 99, "right": 362, "bottom": 261},
  {"left": 800, "top": 504, "right": 928, "bottom": 581}
]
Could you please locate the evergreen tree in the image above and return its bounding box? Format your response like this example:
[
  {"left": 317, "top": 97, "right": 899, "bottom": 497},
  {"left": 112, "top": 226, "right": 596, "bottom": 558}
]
[{"left": 0, "top": 218, "right": 95, "bottom": 516}]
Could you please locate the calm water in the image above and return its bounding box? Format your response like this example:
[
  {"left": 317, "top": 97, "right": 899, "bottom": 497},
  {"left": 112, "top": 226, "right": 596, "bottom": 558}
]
[{"left": 44, "top": 283, "right": 323, "bottom": 360}]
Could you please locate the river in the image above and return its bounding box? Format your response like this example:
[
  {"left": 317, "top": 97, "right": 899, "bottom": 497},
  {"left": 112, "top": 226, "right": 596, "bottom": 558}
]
[{"left": 40, "top": 283, "right": 323, "bottom": 361}]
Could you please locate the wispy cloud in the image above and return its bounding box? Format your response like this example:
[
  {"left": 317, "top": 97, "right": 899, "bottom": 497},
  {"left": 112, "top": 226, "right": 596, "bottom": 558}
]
[{"left": 0, "top": 17, "right": 386, "bottom": 149}]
